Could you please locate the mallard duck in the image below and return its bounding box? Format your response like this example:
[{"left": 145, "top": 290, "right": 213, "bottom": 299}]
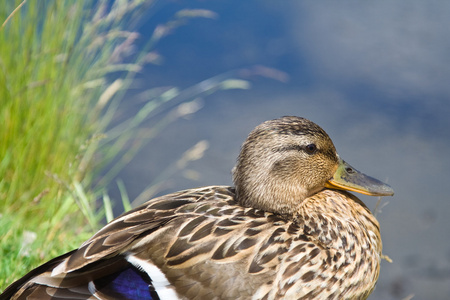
[{"left": 1, "top": 116, "right": 394, "bottom": 300}]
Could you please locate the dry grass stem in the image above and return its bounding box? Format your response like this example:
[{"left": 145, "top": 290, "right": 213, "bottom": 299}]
[{"left": 1, "top": 0, "right": 26, "bottom": 29}]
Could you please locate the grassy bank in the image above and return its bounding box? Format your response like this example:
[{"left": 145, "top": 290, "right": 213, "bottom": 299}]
[{"left": 0, "top": 0, "right": 153, "bottom": 288}]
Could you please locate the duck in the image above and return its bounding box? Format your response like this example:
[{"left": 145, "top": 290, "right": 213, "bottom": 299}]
[{"left": 1, "top": 116, "right": 394, "bottom": 300}]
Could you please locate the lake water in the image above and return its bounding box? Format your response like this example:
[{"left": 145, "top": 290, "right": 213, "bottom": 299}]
[{"left": 110, "top": 1, "right": 450, "bottom": 299}]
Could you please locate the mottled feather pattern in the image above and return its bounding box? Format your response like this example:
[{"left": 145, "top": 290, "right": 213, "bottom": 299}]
[
  {"left": 24, "top": 186, "right": 379, "bottom": 300},
  {"left": 1, "top": 117, "right": 393, "bottom": 300},
  {"left": 4, "top": 188, "right": 382, "bottom": 300}
]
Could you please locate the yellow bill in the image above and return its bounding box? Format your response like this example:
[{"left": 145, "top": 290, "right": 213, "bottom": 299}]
[{"left": 325, "top": 159, "right": 394, "bottom": 196}]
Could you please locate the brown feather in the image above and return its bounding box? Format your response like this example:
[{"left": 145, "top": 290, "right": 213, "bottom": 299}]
[{"left": 1, "top": 117, "right": 391, "bottom": 300}]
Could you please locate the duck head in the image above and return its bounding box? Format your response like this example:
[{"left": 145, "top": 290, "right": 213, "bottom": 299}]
[{"left": 233, "top": 116, "right": 394, "bottom": 215}]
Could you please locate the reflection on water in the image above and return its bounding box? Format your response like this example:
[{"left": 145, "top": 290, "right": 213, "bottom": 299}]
[{"left": 113, "top": 1, "right": 450, "bottom": 299}]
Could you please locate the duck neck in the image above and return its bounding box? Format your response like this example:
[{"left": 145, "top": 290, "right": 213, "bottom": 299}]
[{"left": 295, "top": 189, "right": 382, "bottom": 255}]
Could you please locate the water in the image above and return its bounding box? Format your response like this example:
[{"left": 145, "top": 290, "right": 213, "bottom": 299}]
[{"left": 113, "top": 1, "right": 450, "bottom": 299}]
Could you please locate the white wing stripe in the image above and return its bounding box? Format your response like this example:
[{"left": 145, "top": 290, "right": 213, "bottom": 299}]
[{"left": 126, "top": 255, "right": 180, "bottom": 300}]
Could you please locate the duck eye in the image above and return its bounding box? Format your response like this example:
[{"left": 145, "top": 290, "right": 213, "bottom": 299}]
[{"left": 305, "top": 144, "right": 317, "bottom": 154}]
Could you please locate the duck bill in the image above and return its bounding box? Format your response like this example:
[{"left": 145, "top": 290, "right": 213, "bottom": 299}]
[{"left": 325, "top": 159, "right": 394, "bottom": 196}]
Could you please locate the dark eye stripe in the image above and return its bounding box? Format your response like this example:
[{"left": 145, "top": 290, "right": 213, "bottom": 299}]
[
  {"left": 272, "top": 144, "right": 316, "bottom": 153},
  {"left": 272, "top": 145, "right": 303, "bottom": 152}
]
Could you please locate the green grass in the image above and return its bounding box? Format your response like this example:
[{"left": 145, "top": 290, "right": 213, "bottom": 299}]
[
  {"left": 0, "top": 0, "right": 248, "bottom": 291},
  {"left": 0, "top": 0, "right": 154, "bottom": 289}
]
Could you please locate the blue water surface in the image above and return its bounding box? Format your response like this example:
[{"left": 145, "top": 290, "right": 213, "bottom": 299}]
[{"left": 110, "top": 1, "right": 450, "bottom": 299}]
